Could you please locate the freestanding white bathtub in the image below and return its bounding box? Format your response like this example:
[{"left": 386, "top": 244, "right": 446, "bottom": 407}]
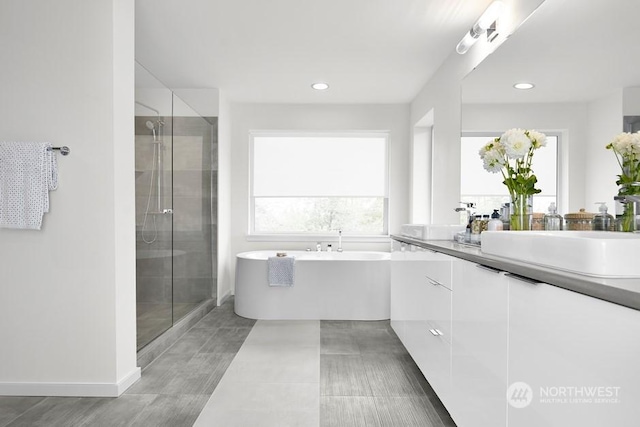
[{"left": 234, "top": 251, "right": 391, "bottom": 320}]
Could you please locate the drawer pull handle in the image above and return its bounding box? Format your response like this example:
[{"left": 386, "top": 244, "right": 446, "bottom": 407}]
[
  {"left": 476, "top": 264, "right": 503, "bottom": 274},
  {"left": 505, "top": 272, "right": 541, "bottom": 285},
  {"left": 426, "top": 277, "right": 442, "bottom": 287},
  {"left": 426, "top": 276, "right": 452, "bottom": 291}
]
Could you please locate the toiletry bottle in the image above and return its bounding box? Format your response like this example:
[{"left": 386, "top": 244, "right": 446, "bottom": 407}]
[
  {"left": 593, "top": 202, "right": 614, "bottom": 231},
  {"left": 543, "top": 202, "right": 563, "bottom": 231},
  {"left": 465, "top": 216, "right": 473, "bottom": 242},
  {"left": 500, "top": 203, "right": 510, "bottom": 230},
  {"left": 471, "top": 215, "right": 482, "bottom": 234},
  {"left": 488, "top": 209, "right": 503, "bottom": 231},
  {"left": 470, "top": 215, "right": 482, "bottom": 244},
  {"left": 327, "top": 244, "right": 333, "bottom": 252},
  {"left": 482, "top": 214, "right": 490, "bottom": 232}
]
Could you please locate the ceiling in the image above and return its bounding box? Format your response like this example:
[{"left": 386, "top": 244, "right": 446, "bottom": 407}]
[
  {"left": 462, "top": 0, "right": 640, "bottom": 104},
  {"left": 135, "top": 0, "right": 494, "bottom": 104}
]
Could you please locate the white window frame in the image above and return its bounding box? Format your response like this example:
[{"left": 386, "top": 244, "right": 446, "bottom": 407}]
[{"left": 248, "top": 130, "right": 390, "bottom": 242}]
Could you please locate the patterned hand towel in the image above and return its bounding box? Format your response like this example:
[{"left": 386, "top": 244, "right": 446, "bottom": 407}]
[
  {"left": 0, "top": 142, "right": 58, "bottom": 230},
  {"left": 268, "top": 256, "right": 295, "bottom": 287}
]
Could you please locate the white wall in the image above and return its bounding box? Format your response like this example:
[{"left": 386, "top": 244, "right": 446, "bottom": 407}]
[
  {"left": 623, "top": 87, "right": 640, "bottom": 115},
  {"left": 227, "top": 103, "right": 410, "bottom": 293},
  {"left": 217, "top": 92, "right": 234, "bottom": 303},
  {"left": 462, "top": 102, "right": 589, "bottom": 213},
  {"left": 411, "top": 0, "right": 547, "bottom": 224},
  {"left": 585, "top": 91, "right": 624, "bottom": 209},
  {"left": 0, "top": 0, "right": 138, "bottom": 396},
  {"left": 411, "top": 126, "right": 432, "bottom": 223},
  {"left": 173, "top": 88, "right": 220, "bottom": 117}
]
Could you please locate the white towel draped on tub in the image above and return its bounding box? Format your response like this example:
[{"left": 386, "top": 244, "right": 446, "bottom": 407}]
[
  {"left": 0, "top": 141, "right": 58, "bottom": 230},
  {"left": 268, "top": 256, "right": 295, "bottom": 287}
]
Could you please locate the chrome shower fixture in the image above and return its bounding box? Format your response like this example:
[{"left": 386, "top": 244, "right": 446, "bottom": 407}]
[
  {"left": 145, "top": 120, "right": 157, "bottom": 141},
  {"left": 145, "top": 119, "right": 164, "bottom": 142}
]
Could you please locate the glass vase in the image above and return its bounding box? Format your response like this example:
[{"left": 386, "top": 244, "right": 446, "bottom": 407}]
[
  {"left": 617, "top": 182, "right": 640, "bottom": 232},
  {"left": 510, "top": 193, "right": 533, "bottom": 231}
]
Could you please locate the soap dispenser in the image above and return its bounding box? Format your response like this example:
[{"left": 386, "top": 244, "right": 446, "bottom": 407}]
[
  {"left": 544, "top": 202, "right": 563, "bottom": 231},
  {"left": 593, "top": 202, "right": 614, "bottom": 231},
  {"left": 488, "top": 209, "right": 503, "bottom": 231}
]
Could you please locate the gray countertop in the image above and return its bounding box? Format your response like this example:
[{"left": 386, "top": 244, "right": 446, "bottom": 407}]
[{"left": 391, "top": 234, "right": 640, "bottom": 312}]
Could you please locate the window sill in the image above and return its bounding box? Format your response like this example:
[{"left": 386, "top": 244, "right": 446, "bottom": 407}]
[{"left": 246, "top": 234, "right": 391, "bottom": 243}]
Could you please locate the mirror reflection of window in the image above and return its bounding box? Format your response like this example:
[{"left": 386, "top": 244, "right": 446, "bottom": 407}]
[{"left": 460, "top": 133, "right": 558, "bottom": 219}]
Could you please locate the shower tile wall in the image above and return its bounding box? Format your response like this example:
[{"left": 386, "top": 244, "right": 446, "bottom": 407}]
[{"left": 135, "top": 115, "right": 217, "bottom": 350}]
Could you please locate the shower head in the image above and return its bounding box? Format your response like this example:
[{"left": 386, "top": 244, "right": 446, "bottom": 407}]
[{"left": 145, "top": 120, "right": 157, "bottom": 141}]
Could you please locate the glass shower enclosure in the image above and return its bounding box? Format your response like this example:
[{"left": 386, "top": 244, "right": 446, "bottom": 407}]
[{"left": 134, "top": 63, "right": 217, "bottom": 350}]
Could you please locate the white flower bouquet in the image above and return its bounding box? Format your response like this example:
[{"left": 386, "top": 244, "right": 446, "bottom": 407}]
[
  {"left": 606, "top": 131, "right": 640, "bottom": 231},
  {"left": 606, "top": 132, "right": 640, "bottom": 189},
  {"left": 478, "top": 128, "right": 547, "bottom": 230},
  {"left": 479, "top": 128, "right": 547, "bottom": 197}
]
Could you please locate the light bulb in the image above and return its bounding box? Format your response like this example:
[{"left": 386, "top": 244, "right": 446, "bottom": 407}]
[
  {"left": 456, "top": 1, "right": 504, "bottom": 55},
  {"left": 456, "top": 31, "right": 480, "bottom": 55}
]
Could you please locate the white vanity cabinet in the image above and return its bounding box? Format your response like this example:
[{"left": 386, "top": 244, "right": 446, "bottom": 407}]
[
  {"left": 450, "top": 260, "right": 509, "bottom": 427},
  {"left": 507, "top": 275, "right": 640, "bottom": 427},
  {"left": 391, "top": 238, "right": 640, "bottom": 427},
  {"left": 390, "top": 245, "right": 457, "bottom": 405}
]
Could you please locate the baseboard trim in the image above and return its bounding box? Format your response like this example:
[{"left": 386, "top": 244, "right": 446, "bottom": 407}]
[
  {"left": 218, "top": 290, "right": 232, "bottom": 306},
  {"left": 0, "top": 367, "right": 141, "bottom": 397}
]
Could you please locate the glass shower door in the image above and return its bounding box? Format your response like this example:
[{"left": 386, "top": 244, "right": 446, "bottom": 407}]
[
  {"left": 135, "top": 64, "right": 174, "bottom": 350},
  {"left": 135, "top": 62, "right": 217, "bottom": 351},
  {"left": 171, "top": 94, "right": 216, "bottom": 324}
]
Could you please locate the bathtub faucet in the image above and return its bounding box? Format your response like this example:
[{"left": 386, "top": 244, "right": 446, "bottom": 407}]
[{"left": 337, "top": 229, "right": 343, "bottom": 252}]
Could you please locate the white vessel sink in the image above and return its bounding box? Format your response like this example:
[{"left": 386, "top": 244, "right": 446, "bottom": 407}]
[
  {"left": 481, "top": 231, "right": 640, "bottom": 278},
  {"left": 400, "top": 224, "right": 465, "bottom": 240}
]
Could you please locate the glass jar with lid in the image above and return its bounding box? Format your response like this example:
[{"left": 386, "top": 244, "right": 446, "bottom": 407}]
[
  {"left": 532, "top": 212, "right": 545, "bottom": 230},
  {"left": 564, "top": 208, "right": 595, "bottom": 231}
]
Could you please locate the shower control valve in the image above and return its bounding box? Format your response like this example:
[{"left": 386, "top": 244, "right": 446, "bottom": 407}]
[{"left": 162, "top": 208, "right": 173, "bottom": 214}]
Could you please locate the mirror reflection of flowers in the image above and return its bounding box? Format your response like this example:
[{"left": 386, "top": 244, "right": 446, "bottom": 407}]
[
  {"left": 606, "top": 132, "right": 640, "bottom": 190},
  {"left": 606, "top": 131, "right": 640, "bottom": 232},
  {"left": 478, "top": 128, "right": 547, "bottom": 198}
]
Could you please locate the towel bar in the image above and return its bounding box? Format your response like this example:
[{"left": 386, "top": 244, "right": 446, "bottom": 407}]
[{"left": 49, "top": 146, "right": 71, "bottom": 156}]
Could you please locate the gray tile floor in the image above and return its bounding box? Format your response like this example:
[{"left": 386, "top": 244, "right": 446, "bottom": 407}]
[
  {"left": 319, "top": 321, "right": 456, "bottom": 427},
  {"left": 0, "top": 299, "right": 455, "bottom": 427}
]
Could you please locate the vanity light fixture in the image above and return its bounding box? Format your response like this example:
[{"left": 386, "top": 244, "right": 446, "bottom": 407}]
[
  {"left": 456, "top": 1, "right": 505, "bottom": 55},
  {"left": 311, "top": 82, "right": 329, "bottom": 91},
  {"left": 513, "top": 82, "right": 535, "bottom": 90}
]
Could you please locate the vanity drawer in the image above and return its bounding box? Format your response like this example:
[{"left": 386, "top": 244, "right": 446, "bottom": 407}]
[{"left": 423, "top": 259, "right": 454, "bottom": 291}]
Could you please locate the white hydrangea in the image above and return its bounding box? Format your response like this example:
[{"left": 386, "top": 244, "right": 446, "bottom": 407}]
[
  {"left": 478, "top": 139, "right": 502, "bottom": 159},
  {"left": 478, "top": 139, "right": 505, "bottom": 173},
  {"left": 500, "top": 128, "right": 531, "bottom": 159},
  {"left": 608, "top": 132, "right": 640, "bottom": 156},
  {"left": 528, "top": 130, "right": 547, "bottom": 148},
  {"left": 482, "top": 149, "right": 504, "bottom": 173}
]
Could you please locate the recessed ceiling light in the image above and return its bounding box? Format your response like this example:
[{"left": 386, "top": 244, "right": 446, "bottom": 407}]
[
  {"left": 311, "top": 82, "right": 329, "bottom": 91},
  {"left": 513, "top": 82, "right": 535, "bottom": 90}
]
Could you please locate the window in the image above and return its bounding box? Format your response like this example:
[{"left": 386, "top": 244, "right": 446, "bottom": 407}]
[
  {"left": 460, "top": 133, "right": 559, "bottom": 220},
  {"left": 250, "top": 132, "right": 389, "bottom": 236}
]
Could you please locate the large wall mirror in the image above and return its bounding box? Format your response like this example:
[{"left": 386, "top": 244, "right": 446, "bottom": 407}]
[{"left": 461, "top": 0, "right": 640, "bottom": 218}]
